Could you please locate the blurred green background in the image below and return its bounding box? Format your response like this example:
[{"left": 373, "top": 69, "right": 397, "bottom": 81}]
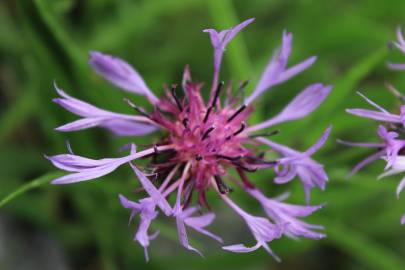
[{"left": 1, "top": 0, "right": 405, "bottom": 269}]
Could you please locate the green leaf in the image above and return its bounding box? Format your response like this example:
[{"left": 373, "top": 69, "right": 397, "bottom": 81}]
[
  {"left": 0, "top": 171, "right": 63, "bottom": 208},
  {"left": 322, "top": 220, "right": 405, "bottom": 270}
]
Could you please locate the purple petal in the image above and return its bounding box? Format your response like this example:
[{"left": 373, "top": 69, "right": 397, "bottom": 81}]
[
  {"left": 89, "top": 51, "right": 159, "bottom": 104},
  {"left": 337, "top": 139, "right": 384, "bottom": 148},
  {"left": 53, "top": 82, "right": 158, "bottom": 136},
  {"left": 356, "top": 92, "right": 389, "bottom": 113},
  {"left": 46, "top": 154, "right": 116, "bottom": 172},
  {"left": 245, "top": 32, "right": 317, "bottom": 104},
  {"left": 176, "top": 214, "right": 203, "bottom": 257},
  {"left": 203, "top": 18, "right": 255, "bottom": 92},
  {"left": 184, "top": 212, "right": 223, "bottom": 243},
  {"left": 401, "top": 214, "right": 405, "bottom": 225},
  {"left": 248, "top": 84, "right": 332, "bottom": 131},
  {"left": 222, "top": 242, "right": 261, "bottom": 253},
  {"left": 100, "top": 119, "right": 158, "bottom": 136},
  {"left": 396, "top": 176, "right": 405, "bottom": 198},
  {"left": 130, "top": 163, "right": 172, "bottom": 216},
  {"left": 276, "top": 56, "right": 317, "bottom": 83},
  {"left": 347, "top": 150, "right": 385, "bottom": 177},
  {"left": 387, "top": 62, "right": 405, "bottom": 70},
  {"left": 51, "top": 162, "right": 124, "bottom": 184},
  {"left": 346, "top": 108, "right": 401, "bottom": 123}
]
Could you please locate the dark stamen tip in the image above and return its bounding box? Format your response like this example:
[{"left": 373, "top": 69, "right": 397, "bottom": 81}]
[
  {"left": 211, "top": 81, "right": 224, "bottom": 107},
  {"left": 214, "top": 175, "right": 232, "bottom": 194},
  {"left": 203, "top": 107, "right": 212, "bottom": 123},
  {"left": 227, "top": 104, "right": 246, "bottom": 122},
  {"left": 123, "top": 98, "right": 150, "bottom": 117},
  {"left": 171, "top": 84, "right": 183, "bottom": 111},
  {"left": 233, "top": 122, "right": 246, "bottom": 137},
  {"left": 182, "top": 118, "right": 189, "bottom": 128},
  {"left": 153, "top": 145, "right": 159, "bottom": 155},
  {"left": 201, "top": 126, "right": 215, "bottom": 140},
  {"left": 217, "top": 154, "right": 242, "bottom": 161},
  {"left": 249, "top": 129, "right": 280, "bottom": 138},
  {"left": 196, "top": 155, "right": 203, "bottom": 161}
]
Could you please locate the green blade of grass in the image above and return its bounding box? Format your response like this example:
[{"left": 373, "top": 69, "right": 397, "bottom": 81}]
[
  {"left": 322, "top": 220, "right": 405, "bottom": 270},
  {"left": 0, "top": 171, "right": 63, "bottom": 208}
]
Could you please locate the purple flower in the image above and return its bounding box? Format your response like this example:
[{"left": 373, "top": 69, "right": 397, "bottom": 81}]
[
  {"left": 346, "top": 92, "right": 405, "bottom": 126},
  {"left": 256, "top": 126, "right": 331, "bottom": 202},
  {"left": 48, "top": 18, "right": 331, "bottom": 259},
  {"left": 119, "top": 195, "right": 159, "bottom": 262},
  {"left": 203, "top": 18, "right": 255, "bottom": 98},
  {"left": 219, "top": 192, "right": 282, "bottom": 261},
  {"left": 387, "top": 27, "right": 405, "bottom": 70},
  {"left": 245, "top": 188, "right": 325, "bottom": 240},
  {"left": 343, "top": 27, "right": 405, "bottom": 225}
]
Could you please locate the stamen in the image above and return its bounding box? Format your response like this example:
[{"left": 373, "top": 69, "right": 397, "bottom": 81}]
[
  {"left": 198, "top": 190, "right": 211, "bottom": 210},
  {"left": 214, "top": 175, "right": 233, "bottom": 194},
  {"left": 216, "top": 154, "right": 242, "bottom": 161},
  {"left": 203, "top": 82, "right": 224, "bottom": 123},
  {"left": 233, "top": 122, "right": 246, "bottom": 136},
  {"left": 182, "top": 180, "right": 195, "bottom": 208},
  {"left": 201, "top": 126, "right": 215, "bottom": 140},
  {"left": 232, "top": 161, "right": 257, "bottom": 172},
  {"left": 171, "top": 84, "right": 183, "bottom": 111},
  {"left": 249, "top": 130, "right": 280, "bottom": 138},
  {"left": 244, "top": 156, "right": 277, "bottom": 165},
  {"left": 227, "top": 104, "right": 246, "bottom": 122},
  {"left": 385, "top": 82, "right": 405, "bottom": 102},
  {"left": 152, "top": 145, "right": 158, "bottom": 155},
  {"left": 182, "top": 118, "right": 189, "bottom": 128},
  {"left": 211, "top": 81, "right": 224, "bottom": 107},
  {"left": 123, "top": 98, "right": 150, "bottom": 118},
  {"left": 196, "top": 155, "right": 203, "bottom": 161},
  {"left": 203, "top": 107, "right": 212, "bottom": 123},
  {"left": 236, "top": 168, "right": 255, "bottom": 189}
]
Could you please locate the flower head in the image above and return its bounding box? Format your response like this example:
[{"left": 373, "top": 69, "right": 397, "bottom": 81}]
[
  {"left": 342, "top": 27, "right": 405, "bottom": 224},
  {"left": 47, "top": 18, "right": 331, "bottom": 259}
]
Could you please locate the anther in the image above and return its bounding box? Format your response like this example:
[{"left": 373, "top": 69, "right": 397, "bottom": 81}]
[
  {"left": 182, "top": 118, "right": 189, "bottom": 128},
  {"left": 153, "top": 145, "right": 159, "bottom": 155},
  {"left": 214, "top": 175, "right": 233, "bottom": 194},
  {"left": 203, "top": 82, "right": 224, "bottom": 123},
  {"left": 227, "top": 105, "right": 246, "bottom": 122},
  {"left": 203, "top": 107, "right": 212, "bottom": 123},
  {"left": 196, "top": 155, "right": 203, "bottom": 161},
  {"left": 249, "top": 130, "right": 280, "bottom": 138},
  {"left": 385, "top": 82, "right": 405, "bottom": 102},
  {"left": 201, "top": 126, "right": 215, "bottom": 140},
  {"left": 170, "top": 84, "right": 183, "bottom": 111},
  {"left": 211, "top": 81, "right": 224, "bottom": 107},
  {"left": 233, "top": 122, "right": 246, "bottom": 136},
  {"left": 216, "top": 154, "right": 242, "bottom": 161},
  {"left": 123, "top": 98, "right": 150, "bottom": 118}
]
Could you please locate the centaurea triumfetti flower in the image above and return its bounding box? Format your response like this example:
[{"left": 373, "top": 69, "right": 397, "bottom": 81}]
[
  {"left": 341, "top": 27, "right": 405, "bottom": 224},
  {"left": 47, "top": 18, "right": 332, "bottom": 260}
]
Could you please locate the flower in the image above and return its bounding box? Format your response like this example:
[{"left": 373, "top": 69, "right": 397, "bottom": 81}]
[
  {"left": 387, "top": 27, "right": 405, "bottom": 70},
  {"left": 245, "top": 188, "right": 325, "bottom": 240},
  {"left": 342, "top": 27, "right": 405, "bottom": 224},
  {"left": 47, "top": 18, "right": 331, "bottom": 259},
  {"left": 256, "top": 126, "right": 331, "bottom": 202},
  {"left": 119, "top": 195, "right": 159, "bottom": 262}
]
